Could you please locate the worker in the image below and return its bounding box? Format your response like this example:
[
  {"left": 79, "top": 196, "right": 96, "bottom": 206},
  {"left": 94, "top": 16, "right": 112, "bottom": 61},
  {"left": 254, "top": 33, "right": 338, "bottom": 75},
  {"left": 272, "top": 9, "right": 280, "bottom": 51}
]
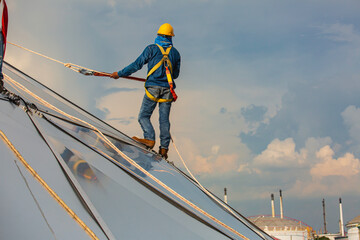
[
  {"left": 110, "top": 23, "right": 181, "bottom": 159},
  {"left": 0, "top": 20, "right": 5, "bottom": 92},
  {"left": 0, "top": 33, "right": 4, "bottom": 92},
  {"left": 0, "top": 0, "right": 7, "bottom": 93}
]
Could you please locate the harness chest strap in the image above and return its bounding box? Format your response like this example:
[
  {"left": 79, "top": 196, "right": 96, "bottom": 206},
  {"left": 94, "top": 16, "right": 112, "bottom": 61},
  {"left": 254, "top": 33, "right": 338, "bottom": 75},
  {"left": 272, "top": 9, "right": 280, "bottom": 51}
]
[{"left": 145, "top": 44, "right": 177, "bottom": 102}]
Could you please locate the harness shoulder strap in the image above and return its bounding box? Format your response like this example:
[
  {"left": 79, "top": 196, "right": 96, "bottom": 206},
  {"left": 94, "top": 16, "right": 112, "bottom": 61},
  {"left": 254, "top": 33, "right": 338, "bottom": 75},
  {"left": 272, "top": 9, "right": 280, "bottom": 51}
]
[{"left": 146, "top": 44, "right": 172, "bottom": 79}]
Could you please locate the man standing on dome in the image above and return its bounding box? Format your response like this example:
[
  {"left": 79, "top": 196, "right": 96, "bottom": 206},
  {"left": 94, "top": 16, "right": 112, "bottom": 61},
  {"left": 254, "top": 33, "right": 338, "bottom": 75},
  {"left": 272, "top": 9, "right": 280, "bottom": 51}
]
[{"left": 110, "top": 23, "right": 181, "bottom": 160}]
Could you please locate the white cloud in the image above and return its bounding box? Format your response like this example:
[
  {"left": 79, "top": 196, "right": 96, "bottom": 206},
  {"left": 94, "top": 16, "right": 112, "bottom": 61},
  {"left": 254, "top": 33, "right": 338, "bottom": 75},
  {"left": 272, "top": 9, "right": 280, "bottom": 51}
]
[
  {"left": 310, "top": 145, "right": 360, "bottom": 178},
  {"left": 247, "top": 136, "right": 332, "bottom": 172},
  {"left": 282, "top": 144, "right": 360, "bottom": 197},
  {"left": 191, "top": 153, "right": 239, "bottom": 175},
  {"left": 169, "top": 137, "right": 240, "bottom": 176},
  {"left": 253, "top": 138, "right": 307, "bottom": 168},
  {"left": 289, "top": 173, "right": 360, "bottom": 197},
  {"left": 247, "top": 137, "right": 360, "bottom": 197}
]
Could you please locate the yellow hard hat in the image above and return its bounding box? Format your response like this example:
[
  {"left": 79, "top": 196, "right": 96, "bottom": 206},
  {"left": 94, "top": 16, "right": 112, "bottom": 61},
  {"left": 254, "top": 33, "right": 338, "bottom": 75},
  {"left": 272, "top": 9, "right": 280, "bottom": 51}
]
[{"left": 157, "top": 23, "right": 175, "bottom": 37}]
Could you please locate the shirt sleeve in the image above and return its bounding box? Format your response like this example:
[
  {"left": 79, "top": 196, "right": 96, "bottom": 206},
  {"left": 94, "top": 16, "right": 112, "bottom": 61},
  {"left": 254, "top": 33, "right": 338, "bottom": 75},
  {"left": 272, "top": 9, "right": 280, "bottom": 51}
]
[{"left": 117, "top": 46, "right": 152, "bottom": 77}]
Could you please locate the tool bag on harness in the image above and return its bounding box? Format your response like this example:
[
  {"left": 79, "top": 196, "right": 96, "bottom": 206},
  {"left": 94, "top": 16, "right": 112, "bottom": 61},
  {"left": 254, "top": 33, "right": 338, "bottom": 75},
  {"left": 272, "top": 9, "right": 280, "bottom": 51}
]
[{"left": 145, "top": 44, "right": 178, "bottom": 102}]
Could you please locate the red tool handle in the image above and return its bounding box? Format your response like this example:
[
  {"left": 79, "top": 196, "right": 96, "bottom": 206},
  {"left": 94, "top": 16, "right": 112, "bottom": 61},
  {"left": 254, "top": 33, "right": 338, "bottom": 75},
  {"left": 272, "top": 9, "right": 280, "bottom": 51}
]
[{"left": 94, "top": 72, "right": 146, "bottom": 82}]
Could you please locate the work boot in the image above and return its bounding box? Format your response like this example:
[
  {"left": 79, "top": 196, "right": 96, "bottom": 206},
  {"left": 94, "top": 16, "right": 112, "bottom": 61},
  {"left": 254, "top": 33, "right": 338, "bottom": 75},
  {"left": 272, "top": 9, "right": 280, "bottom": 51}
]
[
  {"left": 132, "top": 136, "right": 155, "bottom": 149},
  {"left": 159, "top": 147, "right": 168, "bottom": 160}
]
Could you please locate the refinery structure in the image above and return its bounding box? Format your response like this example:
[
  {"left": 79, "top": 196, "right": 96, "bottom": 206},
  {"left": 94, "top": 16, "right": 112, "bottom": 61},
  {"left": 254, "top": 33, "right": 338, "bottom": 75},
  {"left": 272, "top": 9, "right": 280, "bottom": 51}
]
[
  {"left": 247, "top": 191, "right": 313, "bottom": 240},
  {"left": 244, "top": 190, "right": 358, "bottom": 240}
]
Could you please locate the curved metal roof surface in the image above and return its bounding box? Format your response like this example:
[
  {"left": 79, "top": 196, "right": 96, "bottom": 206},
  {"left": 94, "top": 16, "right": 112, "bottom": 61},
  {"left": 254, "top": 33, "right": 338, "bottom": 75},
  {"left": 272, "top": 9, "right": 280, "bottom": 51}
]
[{"left": 0, "top": 62, "right": 273, "bottom": 240}]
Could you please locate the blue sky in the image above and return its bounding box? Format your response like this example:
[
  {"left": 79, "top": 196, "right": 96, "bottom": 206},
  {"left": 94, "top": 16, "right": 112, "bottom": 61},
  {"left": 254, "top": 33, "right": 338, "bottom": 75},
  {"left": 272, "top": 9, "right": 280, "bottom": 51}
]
[{"left": 6, "top": 0, "right": 360, "bottom": 233}]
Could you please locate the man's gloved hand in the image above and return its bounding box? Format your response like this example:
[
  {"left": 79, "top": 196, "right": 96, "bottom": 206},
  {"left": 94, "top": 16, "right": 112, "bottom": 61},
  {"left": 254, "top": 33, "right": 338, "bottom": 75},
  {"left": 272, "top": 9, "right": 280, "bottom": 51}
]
[{"left": 110, "top": 72, "right": 120, "bottom": 79}]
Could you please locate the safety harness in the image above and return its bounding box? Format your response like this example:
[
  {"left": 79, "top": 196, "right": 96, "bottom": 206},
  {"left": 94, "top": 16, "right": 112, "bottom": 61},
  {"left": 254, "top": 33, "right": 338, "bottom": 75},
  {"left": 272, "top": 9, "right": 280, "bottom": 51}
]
[{"left": 145, "top": 44, "right": 177, "bottom": 102}]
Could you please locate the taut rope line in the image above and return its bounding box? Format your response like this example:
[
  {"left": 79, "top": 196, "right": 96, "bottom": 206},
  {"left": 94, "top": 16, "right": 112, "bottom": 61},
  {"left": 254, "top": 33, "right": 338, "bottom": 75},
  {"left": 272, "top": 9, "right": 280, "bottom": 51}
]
[
  {"left": 8, "top": 41, "right": 100, "bottom": 74},
  {"left": 171, "top": 138, "right": 265, "bottom": 238}
]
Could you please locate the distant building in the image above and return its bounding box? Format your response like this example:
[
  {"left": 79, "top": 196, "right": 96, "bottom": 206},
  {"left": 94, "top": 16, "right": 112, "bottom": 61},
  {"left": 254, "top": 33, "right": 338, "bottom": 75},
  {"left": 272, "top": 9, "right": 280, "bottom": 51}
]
[
  {"left": 248, "top": 215, "right": 313, "bottom": 240},
  {"left": 249, "top": 191, "right": 314, "bottom": 240},
  {"left": 346, "top": 215, "right": 360, "bottom": 240}
]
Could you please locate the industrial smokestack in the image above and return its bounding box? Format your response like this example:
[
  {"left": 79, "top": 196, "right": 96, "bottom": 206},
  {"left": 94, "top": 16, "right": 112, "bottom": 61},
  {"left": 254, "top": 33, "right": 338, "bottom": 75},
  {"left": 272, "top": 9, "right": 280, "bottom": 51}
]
[
  {"left": 339, "top": 198, "right": 345, "bottom": 236},
  {"left": 279, "top": 190, "right": 284, "bottom": 219},
  {"left": 322, "top": 198, "right": 327, "bottom": 234},
  {"left": 271, "top": 193, "right": 275, "bottom": 218},
  {"left": 224, "top": 188, "right": 228, "bottom": 204}
]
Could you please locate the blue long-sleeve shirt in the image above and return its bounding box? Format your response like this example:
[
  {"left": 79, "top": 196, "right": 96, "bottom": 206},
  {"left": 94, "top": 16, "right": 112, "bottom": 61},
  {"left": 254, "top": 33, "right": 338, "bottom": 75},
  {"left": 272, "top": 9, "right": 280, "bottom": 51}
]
[{"left": 117, "top": 44, "right": 181, "bottom": 88}]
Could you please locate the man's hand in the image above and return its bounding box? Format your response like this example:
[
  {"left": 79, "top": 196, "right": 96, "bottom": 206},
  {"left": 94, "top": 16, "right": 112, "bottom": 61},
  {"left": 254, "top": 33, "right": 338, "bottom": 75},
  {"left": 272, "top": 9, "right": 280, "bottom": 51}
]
[{"left": 110, "top": 72, "right": 120, "bottom": 79}]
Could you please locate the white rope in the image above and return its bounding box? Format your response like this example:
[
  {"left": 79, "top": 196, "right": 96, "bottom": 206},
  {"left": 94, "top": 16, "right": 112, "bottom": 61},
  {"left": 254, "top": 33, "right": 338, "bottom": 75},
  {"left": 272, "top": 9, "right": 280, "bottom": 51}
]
[
  {"left": 3, "top": 73, "right": 249, "bottom": 240},
  {"left": 171, "top": 138, "right": 266, "bottom": 239},
  {"left": 8, "top": 42, "right": 65, "bottom": 65},
  {"left": 7, "top": 41, "right": 100, "bottom": 75}
]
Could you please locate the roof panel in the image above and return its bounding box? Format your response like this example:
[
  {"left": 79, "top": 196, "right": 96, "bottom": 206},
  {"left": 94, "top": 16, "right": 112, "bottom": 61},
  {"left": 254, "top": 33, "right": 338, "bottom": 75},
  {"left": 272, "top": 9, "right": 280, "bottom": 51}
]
[
  {"left": 0, "top": 101, "right": 107, "bottom": 239},
  {"left": 0, "top": 141, "right": 56, "bottom": 240},
  {"left": 0, "top": 62, "right": 273, "bottom": 240}
]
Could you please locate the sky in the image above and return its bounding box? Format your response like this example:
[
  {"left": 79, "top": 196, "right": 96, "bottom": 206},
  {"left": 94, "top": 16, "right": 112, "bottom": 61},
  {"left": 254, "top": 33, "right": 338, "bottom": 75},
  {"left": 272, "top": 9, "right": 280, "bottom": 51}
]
[{"left": 5, "top": 0, "right": 360, "bottom": 234}]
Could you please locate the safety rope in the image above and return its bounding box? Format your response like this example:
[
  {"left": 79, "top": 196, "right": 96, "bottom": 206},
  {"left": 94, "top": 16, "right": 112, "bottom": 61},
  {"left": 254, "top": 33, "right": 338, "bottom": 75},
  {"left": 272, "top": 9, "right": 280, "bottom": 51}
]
[
  {"left": 171, "top": 138, "right": 266, "bottom": 239},
  {"left": 3, "top": 73, "right": 249, "bottom": 240},
  {"left": 7, "top": 41, "right": 102, "bottom": 75},
  {"left": 0, "top": 130, "right": 99, "bottom": 240}
]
